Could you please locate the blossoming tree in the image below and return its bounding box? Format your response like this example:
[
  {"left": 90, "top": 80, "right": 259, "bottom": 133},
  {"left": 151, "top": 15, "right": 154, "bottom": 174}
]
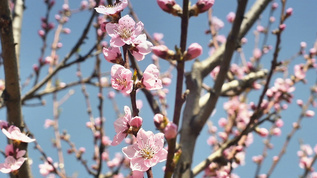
[{"left": 0, "top": 0, "right": 317, "bottom": 177}]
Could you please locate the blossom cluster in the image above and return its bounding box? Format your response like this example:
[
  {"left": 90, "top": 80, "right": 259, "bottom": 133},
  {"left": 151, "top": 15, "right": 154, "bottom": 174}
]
[
  {"left": 94, "top": 1, "right": 177, "bottom": 176},
  {"left": 0, "top": 121, "right": 35, "bottom": 174}
]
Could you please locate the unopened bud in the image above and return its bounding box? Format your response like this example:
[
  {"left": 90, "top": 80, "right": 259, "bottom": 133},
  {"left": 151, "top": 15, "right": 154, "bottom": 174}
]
[{"left": 184, "top": 43, "right": 203, "bottom": 60}]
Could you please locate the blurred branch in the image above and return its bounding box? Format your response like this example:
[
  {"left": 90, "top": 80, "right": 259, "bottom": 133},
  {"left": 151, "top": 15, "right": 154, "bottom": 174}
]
[
  {"left": 12, "top": 0, "right": 24, "bottom": 71},
  {"left": 175, "top": 0, "right": 249, "bottom": 177},
  {"left": 200, "top": 0, "right": 272, "bottom": 78},
  {"left": 21, "top": 8, "right": 98, "bottom": 102}
]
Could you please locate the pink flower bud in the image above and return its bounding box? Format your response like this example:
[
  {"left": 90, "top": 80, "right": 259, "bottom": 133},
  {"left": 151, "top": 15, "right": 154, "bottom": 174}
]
[
  {"left": 184, "top": 43, "right": 203, "bottom": 60},
  {"left": 154, "top": 113, "right": 164, "bottom": 128},
  {"left": 62, "top": 4, "right": 69, "bottom": 11},
  {"left": 130, "top": 116, "right": 143, "bottom": 128},
  {"left": 305, "top": 110, "right": 315, "bottom": 117},
  {"left": 272, "top": 2, "right": 278, "bottom": 10},
  {"left": 62, "top": 28, "right": 71, "bottom": 34},
  {"left": 300, "top": 42, "right": 307, "bottom": 48},
  {"left": 256, "top": 127, "right": 269, "bottom": 137},
  {"left": 79, "top": 147, "right": 86, "bottom": 153},
  {"left": 275, "top": 119, "right": 284, "bottom": 127},
  {"left": 253, "top": 48, "right": 262, "bottom": 59},
  {"left": 152, "top": 45, "right": 174, "bottom": 59},
  {"left": 286, "top": 8, "right": 293, "bottom": 16},
  {"left": 157, "top": 0, "right": 176, "bottom": 12},
  {"left": 38, "top": 30, "right": 45, "bottom": 37},
  {"left": 33, "top": 64, "right": 39, "bottom": 72},
  {"left": 102, "top": 136, "right": 111, "bottom": 146},
  {"left": 279, "top": 24, "right": 286, "bottom": 31},
  {"left": 226, "top": 12, "right": 235, "bottom": 23},
  {"left": 81, "top": 1, "right": 88, "bottom": 9},
  {"left": 252, "top": 155, "right": 263, "bottom": 164},
  {"left": 272, "top": 128, "right": 281, "bottom": 136},
  {"left": 164, "top": 122, "right": 178, "bottom": 139},
  {"left": 196, "top": 0, "right": 215, "bottom": 13},
  {"left": 108, "top": 91, "right": 116, "bottom": 99},
  {"left": 218, "top": 118, "right": 227, "bottom": 127},
  {"left": 257, "top": 25, "right": 265, "bottom": 33}
]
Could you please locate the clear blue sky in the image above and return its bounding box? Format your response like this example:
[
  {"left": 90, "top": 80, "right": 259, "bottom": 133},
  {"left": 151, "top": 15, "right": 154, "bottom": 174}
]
[{"left": 1, "top": 0, "right": 317, "bottom": 177}]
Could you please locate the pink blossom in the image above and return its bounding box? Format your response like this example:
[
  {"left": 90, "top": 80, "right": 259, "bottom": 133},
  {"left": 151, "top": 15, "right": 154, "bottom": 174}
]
[
  {"left": 103, "top": 47, "right": 122, "bottom": 64},
  {"left": 111, "top": 64, "right": 133, "bottom": 94},
  {"left": 294, "top": 64, "right": 306, "bottom": 80},
  {"left": 39, "top": 159, "right": 55, "bottom": 176},
  {"left": 164, "top": 122, "right": 178, "bottom": 139},
  {"left": 142, "top": 64, "right": 163, "bottom": 90},
  {"left": 226, "top": 12, "right": 235, "bottom": 23},
  {"left": 112, "top": 106, "right": 143, "bottom": 146},
  {"left": 2, "top": 125, "right": 35, "bottom": 143},
  {"left": 129, "top": 34, "right": 153, "bottom": 61},
  {"left": 0, "top": 156, "right": 27, "bottom": 173},
  {"left": 211, "top": 17, "right": 224, "bottom": 30},
  {"left": 196, "top": 0, "right": 215, "bottom": 13},
  {"left": 184, "top": 43, "right": 203, "bottom": 60},
  {"left": 106, "top": 15, "right": 144, "bottom": 47},
  {"left": 94, "top": 0, "right": 128, "bottom": 15},
  {"left": 122, "top": 128, "right": 168, "bottom": 172}
]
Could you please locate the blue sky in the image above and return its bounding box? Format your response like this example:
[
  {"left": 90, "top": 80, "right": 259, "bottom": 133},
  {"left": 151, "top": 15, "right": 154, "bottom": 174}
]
[{"left": 1, "top": 0, "right": 317, "bottom": 177}]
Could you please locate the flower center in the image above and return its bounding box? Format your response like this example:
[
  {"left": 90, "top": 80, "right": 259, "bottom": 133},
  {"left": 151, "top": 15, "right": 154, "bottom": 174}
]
[
  {"left": 116, "top": 78, "right": 128, "bottom": 87},
  {"left": 119, "top": 28, "right": 132, "bottom": 40},
  {"left": 139, "top": 146, "right": 155, "bottom": 160}
]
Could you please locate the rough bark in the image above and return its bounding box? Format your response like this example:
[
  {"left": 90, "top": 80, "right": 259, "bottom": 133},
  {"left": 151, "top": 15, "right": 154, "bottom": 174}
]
[{"left": 0, "top": 0, "right": 32, "bottom": 177}]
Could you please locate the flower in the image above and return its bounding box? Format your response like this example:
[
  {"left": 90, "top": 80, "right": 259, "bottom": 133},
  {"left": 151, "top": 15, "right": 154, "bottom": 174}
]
[
  {"left": 0, "top": 156, "right": 27, "bottom": 173},
  {"left": 94, "top": 0, "right": 128, "bottom": 15},
  {"left": 122, "top": 128, "right": 168, "bottom": 172},
  {"left": 111, "top": 64, "right": 133, "bottom": 94},
  {"left": 106, "top": 15, "right": 144, "bottom": 47},
  {"left": 129, "top": 34, "right": 153, "bottom": 61},
  {"left": 142, "top": 64, "right": 162, "bottom": 90},
  {"left": 112, "top": 106, "right": 143, "bottom": 146},
  {"left": 103, "top": 46, "right": 123, "bottom": 64},
  {"left": 2, "top": 125, "right": 35, "bottom": 143}
]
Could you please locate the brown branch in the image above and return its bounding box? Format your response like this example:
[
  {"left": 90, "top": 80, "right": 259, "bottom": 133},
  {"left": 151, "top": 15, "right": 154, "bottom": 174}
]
[{"left": 0, "top": 0, "right": 33, "bottom": 177}]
